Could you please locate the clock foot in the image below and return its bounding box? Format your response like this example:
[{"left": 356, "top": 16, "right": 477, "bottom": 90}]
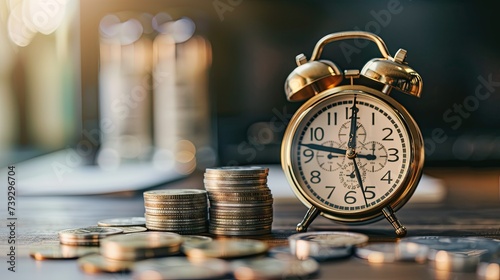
[
  {"left": 296, "top": 206, "right": 320, "bottom": 232},
  {"left": 382, "top": 206, "right": 407, "bottom": 237}
]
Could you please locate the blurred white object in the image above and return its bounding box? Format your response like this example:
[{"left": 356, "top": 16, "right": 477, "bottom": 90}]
[
  {"left": 9, "top": 149, "right": 183, "bottom": 196},
  {"left": 266, "top": 165, "right": 446, "bottom": 203}
]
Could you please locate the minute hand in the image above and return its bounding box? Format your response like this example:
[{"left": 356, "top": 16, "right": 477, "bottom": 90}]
[
  {"left": 347, "top": 96, "right": 359, "bottom": 150},
  {"left": 300, "top": 143, "right": 376, "bottom": 160}
]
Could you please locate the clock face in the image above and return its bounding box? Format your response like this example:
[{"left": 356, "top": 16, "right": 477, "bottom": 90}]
[{"left": 288, "top": 90, "right": 412, "bottom": 215}]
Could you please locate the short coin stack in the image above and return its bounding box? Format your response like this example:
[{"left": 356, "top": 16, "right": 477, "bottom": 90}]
[
  {"left": 204, "top": 166, "right": 273, "bottom": 236},
  {"left": 143, "top": 189, "right": 208, "bottom": 234}
]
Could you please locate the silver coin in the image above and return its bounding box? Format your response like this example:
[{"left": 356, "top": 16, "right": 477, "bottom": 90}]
[
  {"left": 184, "top": 239, "right": 268, "bottom": 259},
  {"left": 181, "top": 235, "right": 213, "bottom": 250},
  {"left": 58, "top": 226, "right": 123, "bottom": 240},
  {"left": 288, "top": 231, "right": 368, "bottom": 261},
  {"left": 205, "top": 166, "right": 268, "bottom": 175},
  {"left": 477, "top": 258, "right": 500, "bottom": 279},
  {"left": 133, "top": 257, "right": 231, "bottom": 280},
  {"left": 232, "top": 257, "right": 319, "bottom": 280},
  {"left": 401, "top": 236, "right": 500, "bottom": 273},
  {"left": 401, "top": 236, "right": 500, "bottom": 260},
  {"left": 145, "top": 227, "right": 207, "bottom": 235},
  {"left": 204, "top": 179, "right": 268, "bottom": 186},
  {"left": 355, "top": 242, "right": 428, "bottom": 263},
  {"left": 97, "top": 217, "right": 146, "bottom": 227},
  {"left": 143, "top": 189, "right": 207, "bottom": 199},
  {"left": 209, "top": 201, "right": 273, "bottom": 207},
  {"left": 428, "top": 248, "right": 488, "bottom": 273},
  {"left": 110, "top": 226, "right": 148, "bottom": 234}
]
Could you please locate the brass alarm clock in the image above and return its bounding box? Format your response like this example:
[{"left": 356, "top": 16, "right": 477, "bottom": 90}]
[{"left": 281, "top": 31, "right": 424, "bottom": 237}]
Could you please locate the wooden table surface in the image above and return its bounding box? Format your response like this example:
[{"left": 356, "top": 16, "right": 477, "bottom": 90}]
[{"left": 1, "top": 167, "right": 499, "bottom": 280}]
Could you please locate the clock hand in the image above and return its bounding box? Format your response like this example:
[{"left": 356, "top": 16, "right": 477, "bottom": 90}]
[
  {"left": 300, "top": 143, "right": 376, "bottom": 160},
  {"left": 347, "top": 96, "right": 359, "bottom": 153},
  {"left": 352, "top": 158, "right": 369, "bottom": 207}
]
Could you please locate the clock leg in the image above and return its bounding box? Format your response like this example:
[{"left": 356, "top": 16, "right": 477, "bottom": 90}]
[
  {"left": 382, "top": 206, "right": 407, "bottom": 237},
  {"left": 296, "top": 206, "right": 320, "bottom": 232}
]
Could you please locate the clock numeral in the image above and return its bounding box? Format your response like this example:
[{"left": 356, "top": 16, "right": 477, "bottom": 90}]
[
  {"left": 325, "top": 186, "right": 336, "bottom": 199},
  {"left": 364, "top": 186, "right": 376, "bottom": 199},
  {"left": 372, "top": 112, "right": 375, "bottom": 125},
  {"left": 381, "top": 170, "right": 393, "bottom": 184},
  {"left": 302, "top": 149, "right": 314, "bottom": 163},
  {"left": 388, "top": 148, "right": 399, "bottom": 162},
  {"left": 344, "top": 190, "right": 357, "bottom": 204},
  {"left": 327, "top": 112, "right": 337, "bottom": 126},
  {"left": 346, "top": 106, "right": 360, "bottom": 120},
  {"left": 310, "top": 170, "right": 321, "bottom": 184},
  {"left": 309, "top": 127, "right": 324, "bottom": 141},
  {"left": 382, "top": 127, "right": 394, "bottom": 141}
]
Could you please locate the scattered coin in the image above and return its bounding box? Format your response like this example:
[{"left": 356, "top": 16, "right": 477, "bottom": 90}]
[
  {"left": 355, "top": 242, "right": 428, "bottom": 263},
  {"left": 58, "top": 226, "right": 123, "bottom": 246},
  {"left": 132, "top": 257, "right": 231, "bottom": 280},
  {"left": 184, "top": 239, "right": 268, "bottom": 259},
  {"left": 97, "top": 217, "right": 146, "bottom": 227},
  {"left": 78, "top": 254, "right": 134, "bottom": 273},
  {"left": 232, "top": 256, "right": 320, "bottom": 280},
  {"left": 181, "top": 235, "right": 214, "bottom": 250},
  {"left": 30, "top": 244, "right": 99, "bottom": 260},
  {"left": 288, "top": 231, "right": 368, "bottom": 261},
  {"left": 399, "top": 236, "right": 500, "bottom": 272},
  {"left": 109, "top": 226, "right": 148, "bottom": 234},
  {"left": 477, "top": 258, "right": 500, "bottom": 279},
  {"left": 100, "top": 232, "right": 183, "bottom": 261}
]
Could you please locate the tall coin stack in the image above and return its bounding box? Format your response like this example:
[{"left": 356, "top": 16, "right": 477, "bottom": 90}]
[
  {"left": 204, "top": 167, "right": 273, "bottom": 236},
  {"left": 143, "top": 189, "right": 208, "bottom": 234}
]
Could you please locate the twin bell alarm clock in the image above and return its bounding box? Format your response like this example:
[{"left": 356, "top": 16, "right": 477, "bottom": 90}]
[{"left": 281, "top": 31, "right": 424, "bottom": 236}]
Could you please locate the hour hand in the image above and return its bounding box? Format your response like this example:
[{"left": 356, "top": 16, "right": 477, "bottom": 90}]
[
  {"left": 301, "top": 143, "right": 376, "bottom": 160},
  {"left": 300, "top": 143, "right": 346, "bottom": 155}
]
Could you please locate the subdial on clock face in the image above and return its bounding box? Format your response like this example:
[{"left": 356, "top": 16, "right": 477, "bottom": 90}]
[
  {"left": 316, "top": 141, "right": 344, "bottom": 171},
  {"left": 339, "top": 161, "right": 366, "bottom": 190},
  {"left": 338, "top": 121, "right": 366, "bottom": 145},
  {"left": 356, "top": 141, "right": 388, "bottom": 172}
]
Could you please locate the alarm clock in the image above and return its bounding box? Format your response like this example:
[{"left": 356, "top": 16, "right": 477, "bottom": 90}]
[{"left": 281, "top": 31, "right": 424, "bottom": 237}]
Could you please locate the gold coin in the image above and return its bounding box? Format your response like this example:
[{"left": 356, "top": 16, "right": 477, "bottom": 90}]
[
  {"left": 58, "top": 226, "right": 123, "bottom": 240},
  {"left": 184, "top": 239, "right": 268, "bottom": 259},
  {"left": 78, "top": 254, "right": 134, "bottom": 273},
  {"left": 100, "top": 232, "right": 182, "bottom": 260},
  {"left": 30, "top": 245, "right": 99, "bottom": 260}
]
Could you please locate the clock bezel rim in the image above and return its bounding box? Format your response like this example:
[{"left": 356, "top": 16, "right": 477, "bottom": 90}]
[{"left": 281, "top": 85, "right": 424, "bottom": 224}]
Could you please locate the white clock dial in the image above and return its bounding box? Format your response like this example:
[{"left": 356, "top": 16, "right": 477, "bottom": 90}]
[{"left": 291, "top": 92, "right": 410, "bottom": 214}]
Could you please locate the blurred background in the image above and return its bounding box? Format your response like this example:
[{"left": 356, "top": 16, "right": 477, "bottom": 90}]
[{"left": 1, "top": 0, "right": 500, "bottom": 178}]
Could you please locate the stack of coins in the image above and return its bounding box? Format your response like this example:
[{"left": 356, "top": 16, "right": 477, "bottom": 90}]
[
  {"left": 143, "top": 189, "right": 208, "bottom": 234},
  {"left": 204, "top": 166, "right": 273, "bottom": 236}
]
